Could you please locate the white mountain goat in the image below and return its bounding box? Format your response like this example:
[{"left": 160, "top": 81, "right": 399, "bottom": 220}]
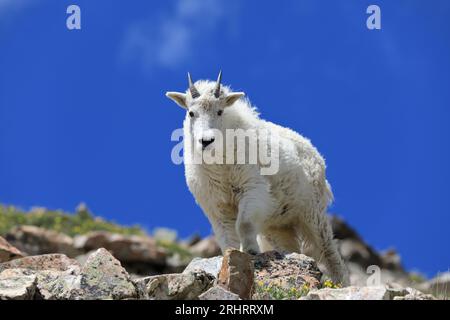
[{"left": 166, "top": 72, "right": 349, "bottom": 284}]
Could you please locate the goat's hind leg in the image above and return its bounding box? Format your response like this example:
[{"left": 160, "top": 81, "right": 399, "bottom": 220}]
[
  {"left": 301, "top": 213, "right": 350, "bottom": 286},
  {"left": 262, "top": 227, "right": 301, "bottom": 254}
]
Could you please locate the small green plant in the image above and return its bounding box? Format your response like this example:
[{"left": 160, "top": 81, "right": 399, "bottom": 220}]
[
  {"left": 253, "top": 280, "right": 310, "bottom": 300},
  {"left": 322, "top": 279, "right": 342, "bottom": 289}
]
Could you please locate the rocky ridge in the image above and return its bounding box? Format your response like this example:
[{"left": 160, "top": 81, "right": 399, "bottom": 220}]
[{"left": 0, "top": 208, "right": 447, "bottom": 300}]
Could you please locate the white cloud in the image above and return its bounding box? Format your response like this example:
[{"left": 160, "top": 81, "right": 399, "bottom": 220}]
[{"left": 120, "top": 0, "right": 238, "bottom": 72}]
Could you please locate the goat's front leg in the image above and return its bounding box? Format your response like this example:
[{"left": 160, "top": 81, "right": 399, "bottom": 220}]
[
  {"left": 235, "top": 175, "right": 275, "bottom": 255},
  {"left": 209, "top": 217, "right": 240, "bottom": 252}
]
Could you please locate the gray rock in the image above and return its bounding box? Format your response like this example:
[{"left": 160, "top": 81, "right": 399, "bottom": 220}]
[
  {"left": 69, "top": 248, "right": 137, "bottom": 300},
  {"left": 134, "top": 270, "right": 214, "bottom": 300},
  {"left": 35, "top": 270, "right": 80, "bottom": 300},
  {"left": 253, "top": 251, "right": 322, "bottom": 300},
  {"left": 199, "top": 285, "right": 241, "bottom": 300},
  {"left": 218, "top": 249, "right": 254, "bottom": 300},
  {"left": 183, "top": 256, "right": 223, "bottom": 278},
  {"left": 302, "top": 285, "right": 435, "bottom": 300},
  {"left": 0, "top": 269, "right": 36, "bottom": 300},
  {"left": 393, "top": 287, "right": 436, "bottom": 300},
  {"left": 0, "top": 253, "right": 80, "bottom": 274},
  {"left": 302, "top": 286, "right": 391, "bottom": 300}
]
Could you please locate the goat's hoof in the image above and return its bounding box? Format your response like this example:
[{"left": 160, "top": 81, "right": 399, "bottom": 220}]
[{"left": 245, "top": 249, "right": 259, "bottom": 256}]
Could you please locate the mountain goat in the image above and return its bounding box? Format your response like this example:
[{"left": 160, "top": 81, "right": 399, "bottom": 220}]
[{"left": 166, "top": 72, "right": 349, "bottom": 284}]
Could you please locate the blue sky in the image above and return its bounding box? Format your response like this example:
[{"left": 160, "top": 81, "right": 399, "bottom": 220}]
[{"left": 0, "top": 0, "right": 449, "bottom": 277}]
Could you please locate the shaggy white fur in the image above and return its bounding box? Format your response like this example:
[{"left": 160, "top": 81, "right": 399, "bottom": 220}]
[{"left": 166, "top": 77, "right": 349, "bottom": 285}]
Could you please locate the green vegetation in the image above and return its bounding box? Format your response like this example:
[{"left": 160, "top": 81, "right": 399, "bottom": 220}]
[
  {"left": 0, "top": 204, "right": 145, "bottom": 237},
  {"left": 253, "top": 278, "right": 345, "bottom": 300},
  {"left": 253, "top": 280, "right": 311, "bottom": 300},
  {"left": 156, "top": 239, "right": 193, "bottom": 261},
  {"left": 408, "top": 273, "right": 427, "bottom": 284}
]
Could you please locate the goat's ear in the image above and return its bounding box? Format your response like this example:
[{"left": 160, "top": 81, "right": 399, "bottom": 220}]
[
  {"left": 224, "top": 92, "right": 245, "bottom": 107},
  {"left": 166, "top": 92, "right": 187, "bottom": 109}
]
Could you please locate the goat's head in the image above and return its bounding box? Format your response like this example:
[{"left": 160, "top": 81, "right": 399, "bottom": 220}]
[{"left": 166, "top": 71, "right": 245, "bottom": 152}]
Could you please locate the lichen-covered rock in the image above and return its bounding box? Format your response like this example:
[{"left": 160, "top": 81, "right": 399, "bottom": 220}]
[
  {"left": 0, "top": 254, "right": 80, "bottom": 274},
  {"left": 73, "top": 232, "right": 166, "bottom": 265},
  {"left": 6, "top": 225, "right": 80, "bottom": 257},
  {"left": 134, "top": 270, "right": 214, "bottom": 300},
  {"left": 0, "top": 236, "right": 25, "bottom": 263},
  {"left": 35, "top": 270, "right": 79, "bottom": 300},
  {"left": 199, "top": 285, "right": 241, "bottom": 300},
  {"left": 302, "top": 286, "right": 390, "bottom": 300},
  {"left": 253, "top": 251, "right": 322, "bottom": 300},
  {"left": 393, "top": 287, "right": 436, "bottom": 300},
  {"left": 218, "top": 249, "right": 254, "bottom": 299},
  {"left": 0, "top": 268, "right": 36, "bottom": 300},
  {"left": 69, "top": 248, "right": 137, "bottom": 300},
  {"left": 183, "top": 256, "right": 223, "bottom": 278},
  {"left": 302, "top": 284, "right": 435, "bottom": 300}
]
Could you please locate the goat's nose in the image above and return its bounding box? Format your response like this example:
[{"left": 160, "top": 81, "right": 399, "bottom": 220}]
[{"left": 200, "top": 137, "right": 215, "bottom": 149}]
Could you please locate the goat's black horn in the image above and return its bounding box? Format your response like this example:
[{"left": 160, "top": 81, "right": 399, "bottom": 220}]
[
  {"left": 214, "top": 70, "right": 222, "bottom": 98},
  {"left": 187, "top": 72, "right": 200, "bottom": 99}
]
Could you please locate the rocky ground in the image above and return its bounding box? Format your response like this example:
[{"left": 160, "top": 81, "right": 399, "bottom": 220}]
[{"left": 0, "top": 207, "right": 448, "bottom": 300}]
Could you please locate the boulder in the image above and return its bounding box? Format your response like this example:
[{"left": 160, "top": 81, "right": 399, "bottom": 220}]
[
  {"left": 0, "top": 254, "right": 80, "bottom": 300},
  {"left": 0, "top": 253, "right": 80, "bottom": 274},
  {"left": 302, "top": 285, "right": 435, "bottom": 300},
  {"left": 183, "top": 256, "right": 223, "bottom": 278},
  {"left": 189, "top": 236, "right": 221, "bottom": 258},
  {"left": 393, "top": 287, "right": 436, "bottom": 300},
  {"left": 134, "top": 270, "right": 214, "bottom": 300},
  {"left": 34, "top": 270, "right": 79, "bottom": 300},
  {"left": 73, "top": 232, "right": 166, "bottom": 265},
  {"left": 199, "top": 285, "right": 241, "bottom": 300},
  {"left": 0, "top": 236, "right": 25, "bottom": 263},
  {"left": 6, "top": 226, "right": 80, "bottom": 257},
  {"left": 0, "top": 249, "right": 139, "bottom": 300},
  {"left": 253, "top": 251, "right": 322, "bottom": 300},
  {"left": 69, "top": 248, "right": 137, "bottom": 300},
  {"left": 0, "top": 268, "right": 36, "bottom": 300},
  {"left": 218, "top": 249, "right": 254, "bottom": 299},
  {"left": 302, "top": 286, "right": 391, "bottom": 300}
]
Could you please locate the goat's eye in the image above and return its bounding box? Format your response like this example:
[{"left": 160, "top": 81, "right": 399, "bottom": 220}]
[
  {"left": 217, "top": 110, "right": 223, "bottom": 116},
  {"left": 189, "top": 111, "right": 195, "bottom": 118}
]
